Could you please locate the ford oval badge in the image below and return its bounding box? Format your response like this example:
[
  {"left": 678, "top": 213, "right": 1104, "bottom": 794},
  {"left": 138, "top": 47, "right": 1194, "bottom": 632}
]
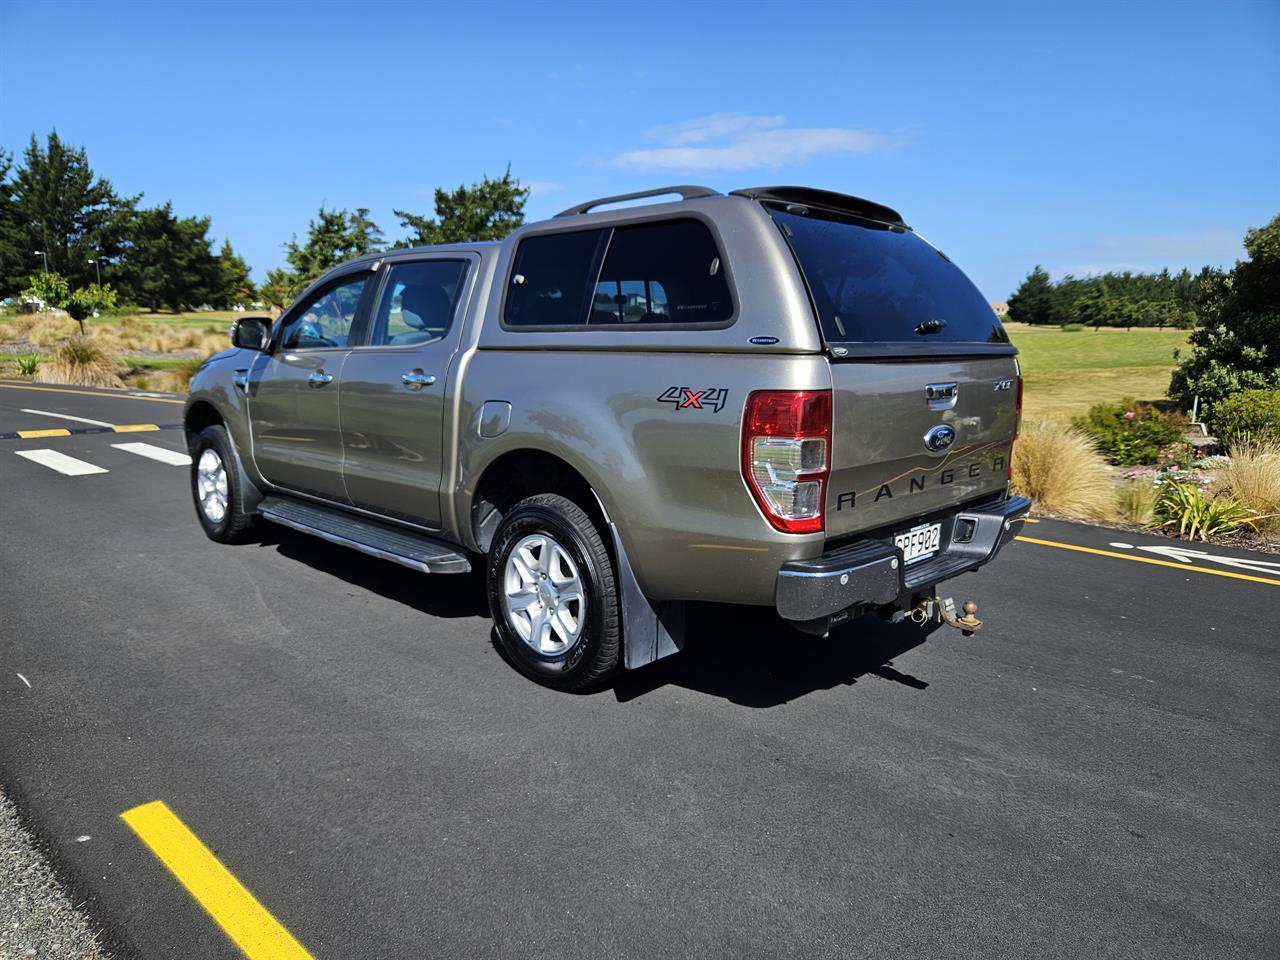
[{"left": 924, "top": 424, "right": 956, "bottom": 453}]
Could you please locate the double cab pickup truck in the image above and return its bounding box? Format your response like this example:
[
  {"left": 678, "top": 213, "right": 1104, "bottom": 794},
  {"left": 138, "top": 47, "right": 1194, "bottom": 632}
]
[{"left": 186, "top": 184, "right": 1030, "bottom": 689}]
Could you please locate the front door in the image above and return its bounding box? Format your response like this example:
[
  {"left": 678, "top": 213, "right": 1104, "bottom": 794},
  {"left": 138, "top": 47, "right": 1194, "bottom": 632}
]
[
  {"left": 249, "top": 271, "right": 372, "bottom": 500},
  {"left": 339, "top": 256, "right": 475, "bottom": 528}
]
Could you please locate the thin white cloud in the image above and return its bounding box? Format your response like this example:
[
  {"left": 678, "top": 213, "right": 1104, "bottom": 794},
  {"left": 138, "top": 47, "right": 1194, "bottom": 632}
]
[
  {"left": 524, "top": 180, "right": 566, "bottom": 195},
  {"left": 1049, "top": 228, "right": 1244, "bottom": 278},
  {"left": 614, "top": 113, "right": 883, "bottom": 172},
  {"left": 645, "top": 113, "right": 785, "bottom": 146}
]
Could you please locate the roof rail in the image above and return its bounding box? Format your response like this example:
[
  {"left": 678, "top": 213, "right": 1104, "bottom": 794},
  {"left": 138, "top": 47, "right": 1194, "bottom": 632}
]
[
  {"left": 554, "top": 185, "right": 721, "bottom": 218},
  {"left": 730, "top": 186, "right": 906, "bottom": 227}
]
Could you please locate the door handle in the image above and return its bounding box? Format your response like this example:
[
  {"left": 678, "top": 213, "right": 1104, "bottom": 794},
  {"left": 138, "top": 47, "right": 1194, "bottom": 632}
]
[
  {"left": 308, "top": 370, "right": 334, "bottom": 387},
  {"left": 401, "top": 370, "right": 436, "bottom": 391}
]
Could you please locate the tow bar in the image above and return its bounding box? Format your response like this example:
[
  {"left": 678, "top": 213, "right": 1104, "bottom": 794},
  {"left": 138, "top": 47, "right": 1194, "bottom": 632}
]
[{"left": 909, "top": 596, "right": 983, "bottom": 637}]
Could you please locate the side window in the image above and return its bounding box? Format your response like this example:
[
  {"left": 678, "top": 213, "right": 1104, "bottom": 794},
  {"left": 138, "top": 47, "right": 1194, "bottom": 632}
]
[
  {"left": 369, "top": 260, "right": 468, "bottom": 346},
  {"left": 281, "top": 275, "right": 369, "bottom": 350},
  {"left": 504, "top": 228, "right": 608, "bottom": 327},
  {"left": 592, "top": 219, "right": 732, "bottom": 324}
]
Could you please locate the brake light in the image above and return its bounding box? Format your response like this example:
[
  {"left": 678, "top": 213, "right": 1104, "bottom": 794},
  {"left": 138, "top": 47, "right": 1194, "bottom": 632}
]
[
  {"left": 1008, "top": 374, "right": 1024, "bottom": 479},
  {"left": 742, "top": 390, "right": 832, "bottom": 534}
]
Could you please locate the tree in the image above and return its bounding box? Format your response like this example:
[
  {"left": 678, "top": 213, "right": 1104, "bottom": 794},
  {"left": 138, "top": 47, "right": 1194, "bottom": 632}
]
[
  {"left": 1072, "top": 285, "right": 1119, "bottom": 329},
  {"left": 394, "top": 167, "right": 529, "bottom": 247},
  {"left": 116, "top": 202, "right": 221, "bottom": 311},
  {"left": 1170, "top": 213, "right": 1280, "bottom": 413},
  {"left": 1006, "top": 266, "right": 1060, "bottom": 326},
  {"left": 22, "top": 271, "right": 70, "bottom": 310},
  {"left": 282, "top": 206, "right": 383, "bottom": 292},
  {"left": 1, "top": 131, "right": 134, "bottom": 294},
  {"left": 259, "top": 267, "right": 296, "bottom": 310},
  {"left": 215, "top": 239, "right": 255, "bottom": 308},
  {"left": 64, "top": 283, "right": 118, "bottom": 335}
]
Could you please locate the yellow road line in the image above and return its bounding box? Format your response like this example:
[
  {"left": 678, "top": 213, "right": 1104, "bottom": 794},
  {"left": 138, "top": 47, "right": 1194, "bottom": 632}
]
[
  {"left": 112, "top": 423, "right": 160, "bottom": 432},
  {"left": 1015, "top": 535, "right": 1280, "bottom": 587},
  {"left": 17, "top": 428, "right": 71, "bottom": 438},
  {"left": 120, "top": 801, "right": 314, "bottom": 960},
  {"left": 0, "top": 383, "right": 185, "bottom": 404}
]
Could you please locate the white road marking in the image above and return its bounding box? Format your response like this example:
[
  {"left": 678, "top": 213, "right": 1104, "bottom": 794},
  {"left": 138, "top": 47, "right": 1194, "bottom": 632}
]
[
  {"left": 19, "top": 407, "right": 115, "bottom": 427},
  {"left": 17, "top": 673, "right": 31, "bottom": 688},
  {"left": 1109, "top": 541, "right": 1280, "bottom": 575},
  {"left": 111, "top": 442, "right": 192, "bottom": 466},
  {"left": 14, "top": 449, "right": 109, "bottom": 476}
]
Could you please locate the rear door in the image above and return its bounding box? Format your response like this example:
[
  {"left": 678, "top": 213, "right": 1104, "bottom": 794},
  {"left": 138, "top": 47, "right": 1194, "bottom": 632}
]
[
  {"left": 338, "top": 255, "right": 476, "bottom": 528},
  {"left": 249, "top": 270, "right": 372, "bottom": 501},
  {"left": 765, "top": 203, "right": 1020, "bottom": 540}
]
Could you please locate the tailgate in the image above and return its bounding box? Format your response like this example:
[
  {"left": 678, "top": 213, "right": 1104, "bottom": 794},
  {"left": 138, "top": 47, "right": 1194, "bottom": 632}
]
[{"left": 825, "top": 356, "right": 1019, "bottom": 539}]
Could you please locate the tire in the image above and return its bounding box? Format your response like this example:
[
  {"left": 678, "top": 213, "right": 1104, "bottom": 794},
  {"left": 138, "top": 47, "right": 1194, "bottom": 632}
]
[
  {"left": 190, "top": 424, "right": 261, "bottom": 544},
  {"left": 486, "top": 493, "right": 620, "bottom": 691}
]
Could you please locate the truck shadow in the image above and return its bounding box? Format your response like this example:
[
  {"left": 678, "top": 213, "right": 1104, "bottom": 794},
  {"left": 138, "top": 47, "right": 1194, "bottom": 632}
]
[
  {"left": 260, "top": 529, "right": 938, "bottom": 707},
  {"left": 613, "top": 606, "right": 941, "bottom": 708},
  {"left": 262, "top": 527, "right": 491, "bottom": 620}
]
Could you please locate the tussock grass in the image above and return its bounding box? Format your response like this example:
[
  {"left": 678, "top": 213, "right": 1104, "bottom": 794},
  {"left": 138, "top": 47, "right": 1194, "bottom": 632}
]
[
  {"left": 0, "top": 312, "right": 78, "bottom": 347},
  {"left": 1115, "top": 479, "right": 1159, "bottom": 525},
  {"left": 41, "top": 336, "right": 123, "bottom": 388},
  {"left": 1216, "top": 442, "right": 1280, "bottom": 540},
  {"left": 1011, "top": 419, "right": 1115, "bottom": 519}
]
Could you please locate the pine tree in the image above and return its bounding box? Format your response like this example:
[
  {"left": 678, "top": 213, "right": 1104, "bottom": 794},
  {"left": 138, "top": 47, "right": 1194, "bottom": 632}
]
[
  {"left": 116, "top": 202, "right": 221, "bottom": 311},
  {"left": 1006, "top": 266, "right": 1060, "bottom": 326},
  {"left": 215, "top": 239, "right": 255, "bottom": 308},
  {"left": 2, "top": 132, "right": 133, "bottom": 293},
  {"left": 394, "top": 167, "right": 529, "bottom": 247}
]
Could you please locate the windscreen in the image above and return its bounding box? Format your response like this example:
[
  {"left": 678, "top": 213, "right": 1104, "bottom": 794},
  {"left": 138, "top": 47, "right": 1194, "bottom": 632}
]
[{"left": 767, "top": 203, "right": 1010, "bottom": 350}]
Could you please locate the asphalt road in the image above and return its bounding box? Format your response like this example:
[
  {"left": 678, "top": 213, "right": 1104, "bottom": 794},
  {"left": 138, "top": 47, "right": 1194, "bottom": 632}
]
[{"left": 1, "top": 380, "right": 1276, "bottom": 960}]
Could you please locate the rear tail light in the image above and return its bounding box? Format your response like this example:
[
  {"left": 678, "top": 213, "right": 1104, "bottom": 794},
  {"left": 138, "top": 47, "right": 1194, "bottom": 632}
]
[
  {"left": 742, "top": 390, "right": 831, "bottom": 534},
  {"left": 1008, "top": 374, "right": 1024, "bottom": 479}
]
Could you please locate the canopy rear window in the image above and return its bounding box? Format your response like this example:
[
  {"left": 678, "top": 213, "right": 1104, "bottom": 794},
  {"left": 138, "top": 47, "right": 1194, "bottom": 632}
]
[
  {"left": 767, "top": 203, "right": 1011, "bottom": 355},
  {"left": 504, "top": 218, "right": 733, "bottom": 328}
]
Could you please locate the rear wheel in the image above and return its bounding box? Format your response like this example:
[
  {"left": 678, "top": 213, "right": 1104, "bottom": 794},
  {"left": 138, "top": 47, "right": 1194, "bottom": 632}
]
[
  {"left": 486, "top": 493, "right": 620, "bottom": 691},
  {"left": 190, "top": 424, "right": 260, "bottom": 543}
]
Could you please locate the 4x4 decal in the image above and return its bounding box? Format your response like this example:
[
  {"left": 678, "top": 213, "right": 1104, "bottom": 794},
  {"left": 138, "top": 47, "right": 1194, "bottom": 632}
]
[{"left": 658, "top": 386, "right": 729, "bottom": 412}]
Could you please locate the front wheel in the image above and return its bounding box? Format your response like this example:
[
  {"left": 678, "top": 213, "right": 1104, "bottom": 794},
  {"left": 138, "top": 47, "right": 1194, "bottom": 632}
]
[
  {"left": 190, "top": 424, "right": 260, "bottom": 544},
  {"left": 486, "top": 493, "right": 620, "bottom": 691}
]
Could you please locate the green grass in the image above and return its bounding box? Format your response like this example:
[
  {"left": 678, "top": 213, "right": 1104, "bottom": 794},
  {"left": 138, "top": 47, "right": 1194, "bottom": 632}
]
[
  {"left": 1004, "top": 323, "right": 1189, "bottom": 421},
  {"left": 119, "top": 355, "right": 196, "bottom": 370},
  {"left": 89, "top": 309, "right": 241, "bottom": 329}
]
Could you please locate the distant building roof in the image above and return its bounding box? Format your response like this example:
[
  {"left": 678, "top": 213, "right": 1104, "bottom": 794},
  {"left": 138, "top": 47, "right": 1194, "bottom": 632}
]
[{"left": 990, "top": 301, "right": 1009, "bottom": 315}]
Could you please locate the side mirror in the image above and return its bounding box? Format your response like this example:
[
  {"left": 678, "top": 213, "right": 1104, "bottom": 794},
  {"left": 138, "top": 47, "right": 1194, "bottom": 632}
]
[{"left": 231, "top": 316, "right": 272, "bottom": 352}]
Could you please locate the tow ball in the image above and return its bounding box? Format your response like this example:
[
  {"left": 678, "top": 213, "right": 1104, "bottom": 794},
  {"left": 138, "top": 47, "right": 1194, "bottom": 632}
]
[{"left": 908, "top": 596, "right": 983, "bottom": 637}]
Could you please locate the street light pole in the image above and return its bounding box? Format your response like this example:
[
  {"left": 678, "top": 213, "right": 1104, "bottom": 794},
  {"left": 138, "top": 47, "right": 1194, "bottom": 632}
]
[
  {"left": 34, "top": 250, "right": 48, "bottom": 274},
  {"left": 88, "top": 258, "right": 101, "bottom": 285}
]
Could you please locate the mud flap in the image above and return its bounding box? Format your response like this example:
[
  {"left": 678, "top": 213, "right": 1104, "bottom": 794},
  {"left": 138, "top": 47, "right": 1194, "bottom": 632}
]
[{"left": 601, "top": 517, "right": 685, "bottom": 669}]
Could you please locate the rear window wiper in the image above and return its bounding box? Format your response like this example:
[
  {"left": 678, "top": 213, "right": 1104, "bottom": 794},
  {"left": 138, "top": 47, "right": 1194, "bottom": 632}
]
[{"left": 915, "top": 318, "right": 948, "bottom": 336}]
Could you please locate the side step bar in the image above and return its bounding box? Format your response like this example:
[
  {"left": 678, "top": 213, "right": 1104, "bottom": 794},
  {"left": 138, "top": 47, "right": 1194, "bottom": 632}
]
[{"left": 258, "top": 496, "right": 471, "bottom": 575}]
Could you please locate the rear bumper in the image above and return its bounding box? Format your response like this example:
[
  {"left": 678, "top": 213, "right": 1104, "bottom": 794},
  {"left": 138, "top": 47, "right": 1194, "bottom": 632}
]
[{"left": 775, "top": 495, "right": 1031, "bottom": 622}]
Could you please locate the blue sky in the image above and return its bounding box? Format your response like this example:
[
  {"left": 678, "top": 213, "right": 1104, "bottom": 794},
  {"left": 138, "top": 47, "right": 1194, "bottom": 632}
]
[{"left": 2, "top": 0, "right": 1276, "bottom": 299}]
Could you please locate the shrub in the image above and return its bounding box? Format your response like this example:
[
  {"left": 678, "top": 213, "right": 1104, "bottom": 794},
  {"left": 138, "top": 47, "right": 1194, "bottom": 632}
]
[
  {"left": 41, "top": 336, "right": 122, "bottom": 388},
  {"left": 1156, "top": 482, "right": 1256, "bottom": 542},
  {"left": 1216, "top": 441, "right": 1280, "bottom": 538},
  {"left": 1072, "top": 397, "right": 1188, "bottom": 465},
  {"left": 15, "top": 352, "right": 40, "bottom": 376},
  {"left": 1011, "top": 420, "right": 1115, "bottom": 518},
  {"left": 1210, "top": 389, "right": 1280, "bottom": 443},
  {"left": 1115, "top": 479, "right": 1159, "bottom": 525}
]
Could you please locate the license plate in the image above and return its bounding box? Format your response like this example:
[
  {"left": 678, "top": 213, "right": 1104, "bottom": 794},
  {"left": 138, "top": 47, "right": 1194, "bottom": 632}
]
[{"left": 895, "top": 522, "right": 941, "bottom": 565}]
